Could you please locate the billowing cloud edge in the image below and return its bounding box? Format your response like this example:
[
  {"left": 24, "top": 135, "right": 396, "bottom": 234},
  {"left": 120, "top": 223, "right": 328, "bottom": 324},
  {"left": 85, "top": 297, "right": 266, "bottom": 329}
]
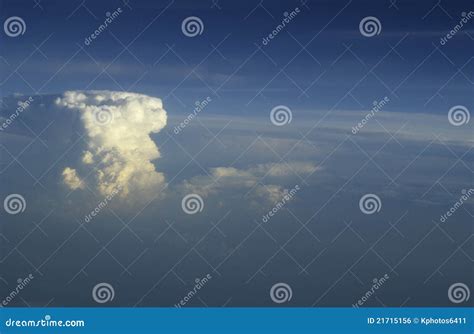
[{"left": 55, "top": 90, "right": 168, "bottom": 200}]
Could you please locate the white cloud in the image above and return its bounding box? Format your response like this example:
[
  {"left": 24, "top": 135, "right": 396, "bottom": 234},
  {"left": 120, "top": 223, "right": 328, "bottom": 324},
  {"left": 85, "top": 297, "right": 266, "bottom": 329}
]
[
  {"left": 55, "top": 90, "right": 167, "bottom": 199},
  {"left": 250, "top": 162, "right": 318, "bottom": 177},
  {"left": 82, "top": 151, "right": 94, "bottom": 164},
  {"left": 182, "top": 162, "right": 319, "bottom": 202},
  {"left": 62, "top": 167, "right": 84, "bottom": 190}
]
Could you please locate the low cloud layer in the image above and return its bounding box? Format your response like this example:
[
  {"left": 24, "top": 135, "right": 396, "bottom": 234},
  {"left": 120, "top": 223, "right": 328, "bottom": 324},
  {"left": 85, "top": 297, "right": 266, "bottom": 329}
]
[
  {"left": 56, "top": 90, "right": 167, "bottom": 199},
  {"left": 183, "top": 162, "right": 319, "bottom": 203}
]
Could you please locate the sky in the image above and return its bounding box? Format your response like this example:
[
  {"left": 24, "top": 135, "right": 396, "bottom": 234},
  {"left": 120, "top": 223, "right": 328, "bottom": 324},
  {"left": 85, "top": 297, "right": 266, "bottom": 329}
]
[{"left": 0, "top": 0, "right": 473, "bottom": 307}]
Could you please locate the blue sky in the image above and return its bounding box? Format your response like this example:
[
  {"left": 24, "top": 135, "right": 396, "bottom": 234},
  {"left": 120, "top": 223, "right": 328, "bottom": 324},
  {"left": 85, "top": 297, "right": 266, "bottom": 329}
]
[
  {"left": 1, "top": 0, "right": 473, "bottom": 115},
  {"left": 0, "top": 0, "right": 472, "bottom": 307}
]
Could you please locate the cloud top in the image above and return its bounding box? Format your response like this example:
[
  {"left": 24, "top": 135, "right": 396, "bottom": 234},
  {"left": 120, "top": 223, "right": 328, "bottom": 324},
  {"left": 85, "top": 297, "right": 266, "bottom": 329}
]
[{"left": 56, "top": 90, "right": 167, "bottom": 199}]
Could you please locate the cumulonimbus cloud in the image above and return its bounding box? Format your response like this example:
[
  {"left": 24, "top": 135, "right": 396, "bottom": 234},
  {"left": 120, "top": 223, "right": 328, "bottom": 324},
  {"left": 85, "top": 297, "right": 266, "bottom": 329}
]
[{"left": 56, "top": 90, "right": 167, "bottom": 199}]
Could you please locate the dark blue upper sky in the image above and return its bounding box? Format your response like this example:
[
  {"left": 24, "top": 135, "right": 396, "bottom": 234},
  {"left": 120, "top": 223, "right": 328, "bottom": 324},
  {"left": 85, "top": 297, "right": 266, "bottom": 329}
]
[{"left": 1, "top": 0, "right": 473, "bottom": 117}]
